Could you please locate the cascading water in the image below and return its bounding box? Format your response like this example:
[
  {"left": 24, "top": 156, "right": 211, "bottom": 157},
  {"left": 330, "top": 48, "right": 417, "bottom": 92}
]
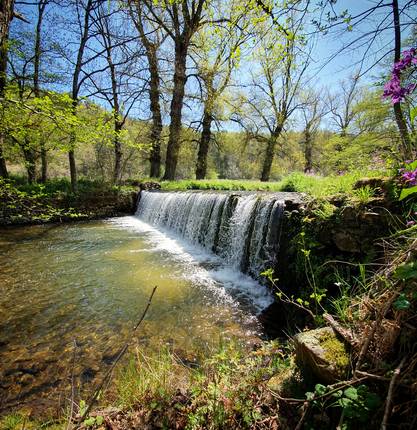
[{"left": 136, "top": 191, "right": 285, "bottom": 279}]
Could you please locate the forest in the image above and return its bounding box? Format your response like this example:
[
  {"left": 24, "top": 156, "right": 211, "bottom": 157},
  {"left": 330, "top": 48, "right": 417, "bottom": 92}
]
[
  {"left": 1, "top": 0, "right": 415, "bottom": 188},
  {"left": 1, "top": 1, "right": 417, "bottom": 430}
]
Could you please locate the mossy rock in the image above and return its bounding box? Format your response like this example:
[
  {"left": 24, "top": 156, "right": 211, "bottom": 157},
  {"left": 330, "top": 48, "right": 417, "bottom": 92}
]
[{"left": 294, "top": 327, "right": 350, "bottom": 384}]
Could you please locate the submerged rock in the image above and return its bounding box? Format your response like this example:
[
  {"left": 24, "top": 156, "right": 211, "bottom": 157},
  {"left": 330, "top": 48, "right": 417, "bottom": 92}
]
[{"left": 294, "top": 327, "right": 349, "bottom": 384}]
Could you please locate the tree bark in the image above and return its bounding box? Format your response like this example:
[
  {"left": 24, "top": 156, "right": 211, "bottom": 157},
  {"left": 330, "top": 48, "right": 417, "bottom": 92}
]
[
  {"left": 304, "top": 128, "right": 313, "bottom": 173},
  {"left": 195, "top": 109, "right": 213, "bottom": 179},
  {"left": 0, "top": 142, "right": 8, "bottom": 178},
  {"left": 260, "top": 131, "right": 280, "bottom": 182},
  {"left": 392, "top": 0, "right": 412, "bottom": 158},
  {"left": 34, "top": 1, "right": 48, "bottom": 182},
  {"left": 148, "top": 51, "right": 163, "bottom": 178},
  {"left": 0, "top": 0, "right": 15, "bottom": 178},
  {"left": 69, "top": 98, "right": 78, "bottom": 192},
  {"left": 22, "top": 141, "right": 36, "bottom": 184},
  {"left": 68, "top": 147, "right": 77, "bottom": 191},
  {"left": 68, "top": 0, "right": 93, "bottom": 192},
  {"left": 40, "top": 146, "right": 47, "bottom": 182},
  {"left": 131, "top": 3, "right": 163, "bottom": 178},
  {"left": 163, "top": 40, "right": 187, "bottom": 180},
  {"left": 113, "top": 120, "right": 123, "bottom": 183}
]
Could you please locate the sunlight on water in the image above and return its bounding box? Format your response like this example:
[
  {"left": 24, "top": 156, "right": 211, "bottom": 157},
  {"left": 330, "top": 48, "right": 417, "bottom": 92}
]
[{"left": 0, "top": 218, "right": 270, "bottom": 415}]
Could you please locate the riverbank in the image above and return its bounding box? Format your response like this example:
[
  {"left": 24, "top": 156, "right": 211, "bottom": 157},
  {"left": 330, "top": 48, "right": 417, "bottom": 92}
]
[
  {"left": 0, "top": 178, "right": 137, "bottom": 226},
  {"left": 1, "top": 173, "right": 416, "bottom": 429},
  {"left": 1, "top": 171, "right": 389, "bottom": 227}
]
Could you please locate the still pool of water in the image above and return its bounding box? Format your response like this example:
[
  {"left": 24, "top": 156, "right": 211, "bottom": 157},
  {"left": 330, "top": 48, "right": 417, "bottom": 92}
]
[{"left": 0, "top": 217, "right": 271, "bottom": 415}]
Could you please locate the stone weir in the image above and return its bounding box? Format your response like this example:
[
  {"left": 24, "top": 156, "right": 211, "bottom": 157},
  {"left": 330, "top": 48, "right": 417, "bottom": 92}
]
[{"left": 135, "top": 190, "right": 304, "bottom": 279}]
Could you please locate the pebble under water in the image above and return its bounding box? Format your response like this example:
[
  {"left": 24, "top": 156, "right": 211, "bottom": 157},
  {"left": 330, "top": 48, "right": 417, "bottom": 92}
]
[{"left": 0, "top": 216, "right": 273, "bottom": 416}]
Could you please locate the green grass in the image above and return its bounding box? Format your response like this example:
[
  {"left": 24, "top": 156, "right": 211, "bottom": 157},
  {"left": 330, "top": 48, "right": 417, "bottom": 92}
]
[
  {"left": 8, "top": 170, "right": 388, "bottom": 199},
  {"left": 0, "top": 413, "right": 63, "bottom": 430},
  {"left": 112, "top": 340, "right": 292, "bottom": 429},
  {"left": 156, "top": 171, "right": 387, "bottom": 198}
]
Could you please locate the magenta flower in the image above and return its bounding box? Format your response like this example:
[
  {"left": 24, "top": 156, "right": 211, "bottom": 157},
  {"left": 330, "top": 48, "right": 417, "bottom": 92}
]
[
  {"left": 383, "top": 48, "right": 417, "bottom": 103},
  {"left": 401, "top": 168, "right": 417, "bottom": 186}
]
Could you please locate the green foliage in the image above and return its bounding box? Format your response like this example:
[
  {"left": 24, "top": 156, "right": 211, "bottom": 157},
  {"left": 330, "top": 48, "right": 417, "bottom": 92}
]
[
  {"left": 393, "top": 293, "right": 411, "bottom": 310},
  {"left": 186, "top": 340, "right": 287, "bottom": 429},
  {"left": 305, "top": 383, "right": 381, "bottom": 429},
  {"left": 116, "top": 346, "right": 183, "bottom": 408},
  {"left": 352, "top": 185, "right": 375, "bottom": 203},
  {"left": 319, "top": 331, "right": 349, "bottom": 371},
  {"left": 158, "top": 171, "right": 386, "bottom": 198},
  {"left": 0, "top": 177, "right": 134, "bottom": 225},
  {"left": 0, "top": 413, "right": 63, "bottom": 430},
  {"left": 114, "top": 340, "right": 290, "bottom": 430},
  {"left": 394, "top": 261, "right": 417, "bottom": 280},
  {"left": 312, "top": 201, "right": 337, "bottom": 219}
]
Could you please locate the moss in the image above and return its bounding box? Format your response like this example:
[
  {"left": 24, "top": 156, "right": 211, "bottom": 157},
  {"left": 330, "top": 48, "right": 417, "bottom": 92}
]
[{"left": 319, "top": 331, "right": 349, "bottom": 370}]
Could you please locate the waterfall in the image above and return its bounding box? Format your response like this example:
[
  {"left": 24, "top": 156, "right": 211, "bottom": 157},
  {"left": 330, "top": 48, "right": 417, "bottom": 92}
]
[{"left": 136, "top": 191, "right": 285, "bottom": 279}]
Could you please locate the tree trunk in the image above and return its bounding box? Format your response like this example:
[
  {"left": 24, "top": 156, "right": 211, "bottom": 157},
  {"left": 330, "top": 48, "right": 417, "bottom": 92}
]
[
  {"left": 34, "top": 1, "right": 48, "bottom": 182},
  {"left": 148, "top": 47, "right": 162, "bottom": 178},
  {"left": 68, "top": 0, "right": 93, "bottom": 192},
  {"left": 163, "top": 41, "right": 187, "bottom": 180},
  {"left": 22, "top": 143, "right": 36, "bottom": 184},
  {"left": 0, "top": 0, "right": 15, "bottom": 179},
  {"left": 304, "top": 128, "right": 313, "bottom": 173},
  {"left": 392, "top": 0, "right": 412, "bottom": 158},
  {"left": 40, "top": 145, "right": 47, "bottom": 182},
  {"left": 0, "top": 141, "right": 8, "bottom": 178},
  {"left": 148, "top": 78, "right": 162, "bottom": 177},
  {"left": 113, "top": 121, "right": 122, "bottom": 184},
  {"left": 260, "top": 132, "right": 279, "bottom": 182},
  {"left": 196, "top": 109, "right": 213, "bottom": 179},
  {"left": 68, "top": 147, "right": 77, "bottom": 192},
  {"left": 69, "top": 100, "right": 78, "bottom": 192}
]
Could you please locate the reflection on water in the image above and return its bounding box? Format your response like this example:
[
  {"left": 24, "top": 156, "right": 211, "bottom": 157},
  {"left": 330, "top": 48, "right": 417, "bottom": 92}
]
[{"left": 0, "top": 218, "right": 268, "bottom": 416}]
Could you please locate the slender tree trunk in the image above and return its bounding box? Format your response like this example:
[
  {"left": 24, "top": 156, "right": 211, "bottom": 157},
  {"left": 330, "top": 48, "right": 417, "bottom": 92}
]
[
  {"left": 113, "top": 121, "right": 122, "bottom": 183},
  {"left": 0, "top": 0, "right": 15, "bottom": 178},
  {"left": 34, "top": 1, "right": 48, "bottom": 182},
  {"left": 69, "top": 100, "right": 78, "bottom": 192},
  {"left": 22, "top": 143, "right": 36, "bottom": 184},
  {"left": 40, "top": 146, "right": 47, "bottom": 182},
  {"left": 196, "top": 109, "right": 213, "bottom": 179},
  {"left": 68, "top": 147, "right": 77, "bottom": 191},
  {"left": 129, "top": 3, "right": 163, "bottom": 178},
  {"left": 68, "top": 0, "right": 93, "bottom": 192},
  {"left": 304, "top": 128, "right": 313, "bottom": 173},
  {"left": 0, "top": 141, "right": 8, "bottom": 178},
  {"left": 260, "top": 131, "right": 280, "bottom": 182},
  {"left": 392, "top": 0, "right": 412, "bottom": 158},
  {"left": 163, "top": 41, "right": 187, "bottom": 180},
  {"left": 148, "top": 55, "right": 163, "bottom": 178}
]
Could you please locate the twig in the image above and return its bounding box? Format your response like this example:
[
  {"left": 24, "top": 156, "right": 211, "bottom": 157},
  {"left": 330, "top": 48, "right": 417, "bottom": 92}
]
[
  {"left": 75, "top": 286, "right": 157, "bottom": 427},
  {"left": 294, "top": 401, "right": 310, "bottom": 430},
  {"left": 323, "top": 313, "right": 357, "bottom": 346},
  {"left": 336, "top": 409, "right": 345, "bottom": 430},
  {"left": 267, "top": 376, "right": 368, "bottom": 404},
  {"left": 66, "top": 339, "right": 78, "bottom": 430},
  {"left": 381, "top": 356, "right": 407, "bottom": 430},
  {"left": 354, "top": 292, "right": 399, "bottom": 377}
]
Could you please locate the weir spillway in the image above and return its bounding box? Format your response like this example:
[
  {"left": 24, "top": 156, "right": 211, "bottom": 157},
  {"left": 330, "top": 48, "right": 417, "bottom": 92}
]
[{"left": 136, "top": 191, "right": 291, "bottom": 279}]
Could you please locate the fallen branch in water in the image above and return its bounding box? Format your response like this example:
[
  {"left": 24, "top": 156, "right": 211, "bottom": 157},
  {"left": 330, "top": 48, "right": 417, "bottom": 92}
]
[
  {"left": 66, "top": 339, "right": 78, "bottom": 430},
  {"left": 75, "top": 286, "right": 157, "bottom": 427}
]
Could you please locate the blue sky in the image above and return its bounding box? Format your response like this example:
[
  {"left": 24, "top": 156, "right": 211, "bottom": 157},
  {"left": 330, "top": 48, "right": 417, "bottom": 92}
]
[{"left": 11, "top": 0, "right": 416, "bottom": 130}]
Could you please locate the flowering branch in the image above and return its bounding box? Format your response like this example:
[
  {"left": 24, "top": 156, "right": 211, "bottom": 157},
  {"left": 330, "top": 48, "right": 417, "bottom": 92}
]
[{"left": 383, "top": 48, "right": 417, "bottom": 104}]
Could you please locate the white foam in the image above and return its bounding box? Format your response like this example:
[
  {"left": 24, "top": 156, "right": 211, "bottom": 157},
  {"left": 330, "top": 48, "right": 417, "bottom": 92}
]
[{"left": 107, "top": 216, "right": 273, "bottom": 312}]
